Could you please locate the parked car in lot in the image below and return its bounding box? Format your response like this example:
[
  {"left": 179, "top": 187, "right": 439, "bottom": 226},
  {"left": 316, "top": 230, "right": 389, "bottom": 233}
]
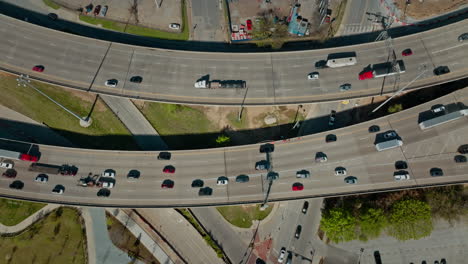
[
  {"left": 217, "top": 176, "right": 229, "bottom": 185},
  {"left": 99, "top": 5, "right": 108, "bottom": 17},
  {"left": 235, "top": 175, "right": 249, "bottom": 183},
  {"left": 161, "top": 179, "right": 174, "bottom": 189},
  {"left": 307, "top": 72, "right": 319, "bottom": 80},
  {"left": 454, "top": 155, "right": 467, "bottom": 163},
  {"left": 458, "top": 33, "right": 468, "bottom": 42},
  {"left": 296, "top": 170, "right": 310, "bottom": 178},
  {"left": 277, "top": 247, "right": 286, "bottom": 263},
  {"left": 2, "top": 169, "right": 17, "bottom": 178},
  {"left": 430, "top": 168, "right": 444, "bottom": 177},
  {"left": 395, "top": 160, "right": 408, "bottom": 170},
  {"left": 32, "top": 65, "right": 45, "bottom": 72},
  {"left": 9, "top": 180, "right": 24, "bottom": 190},
  {"left": 0, "top": 160, "right": 14, "bottom": 169},
  {"left": 394, "top": 171, "right": 410, "bottom": 180},
  {"left": 163, "top": 165, "right": 175, "bottom": 174},
  {"left": 35, "top": 174, "right": 48, "bottom": 183},
  {"left": 433, "top": 66, "right": 450, "bottom": 76},
  {"left": 97, "top": 188, "right": 111, "bottom": 197},
  {"left": 246, "top": 19, "right": 252, "bottom": 30},
  {"left": 334, "top": 167, "right": 347, "bottom": 176},
  {"left": 158, "top": 152, "right": 171, "bottom": 160},
  {"left": 292, "top": 182, "right": 304, "bottom": 191},
  {"left": 191, "top": 179, "right": 204, "bottom": 188},
  {"left": 93, "top": 5, "right": 101, "bottom": 16},
  {"left": 105, "top": 79, "right": 118, "bottom": 87},
  {"left": 339, "top": 83, "right": 352, "bottom": 91},
  {"left": 169, "top": 23, "right": 180, "bottom": 29},
  {"left": 344, "top": 176, "right": 358, "bottom": 184},
  {"left": 302, "top": 201, "right": 309, "bottom": 214},
  {"left": 401, "top": 48, "right": 413, "bottom": 56},
  {"left": 198, "top": 187, "right": 213, "bottom": 196},
  {"left": 52, "top": 184, "right": 65, "bottom": 194}
]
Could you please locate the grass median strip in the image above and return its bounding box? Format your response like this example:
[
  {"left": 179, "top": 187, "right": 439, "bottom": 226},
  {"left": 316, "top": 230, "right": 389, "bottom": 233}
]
[
  {"left": 42, "top": 0, "right": 60, "bottom": 10},
  {"left": 0, "top": 73, "right": 139, "bottom": 150},
  {"left": 216, "top": 204, "right": 273, "bottom": 228},
  {"left": 0, "top": 207, "right": 86, "bottom": 263},
  {"left": 0, "top": 198, "right": 46, "bottom": 226}
]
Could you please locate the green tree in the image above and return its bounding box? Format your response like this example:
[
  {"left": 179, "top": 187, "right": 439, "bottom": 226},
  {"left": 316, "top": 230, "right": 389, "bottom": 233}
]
[
  {"left": 425, "top": 185, "right": 467, "bottom": 223},
  {"left": 387, "top": 199, "right": 432, "bottom": 240},
  {"left": 320, "top": 207, "right": 357, "bottom": 243},
  {"left": 387, "top": 103, "right": 403, "bottom": 113},
  {"left": 215, "top": 134, "right": 230, "bottom": 145},
  {"left": 359, "top": 208, "right": 387, "bottom": 241}
]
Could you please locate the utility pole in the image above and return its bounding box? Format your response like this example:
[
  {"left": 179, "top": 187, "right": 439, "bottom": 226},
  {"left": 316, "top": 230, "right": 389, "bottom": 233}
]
[
  {"left": 260, "top": 151, "right": 277, "bottom": 210},
  {"left": 16, "top": 75, "right": 93, "bottom": 127}
]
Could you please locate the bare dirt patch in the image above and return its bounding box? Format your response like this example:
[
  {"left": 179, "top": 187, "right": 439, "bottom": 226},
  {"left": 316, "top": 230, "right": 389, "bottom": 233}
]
[{"left": 394, "top": 0, "right": 468, "bottom": 20}]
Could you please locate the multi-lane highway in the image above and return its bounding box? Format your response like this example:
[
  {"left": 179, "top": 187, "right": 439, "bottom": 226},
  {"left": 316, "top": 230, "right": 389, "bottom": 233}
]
[
  {"left": 0, "top": 15, "right": 467, "bottom": 105},
  {"left": 0, "top": 88, "right": 466, "bottom": 207}
]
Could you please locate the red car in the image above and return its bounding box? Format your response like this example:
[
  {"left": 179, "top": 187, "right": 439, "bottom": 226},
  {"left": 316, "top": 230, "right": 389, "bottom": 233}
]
[
  {"left": 292, "top": 182, "right": 304, "bottom": 191},
  {"left": 161, "top": 179, "right": 174, "bottom": 189},
  {"left": 402, "top": 48, "right": 413, "bottom": 56},
  {"left": 93, "top": 5, "right": 101, "bottom": 16},
  {"left": 163, "top": 165, "right": 175, "bottom": 174},
  {"left": 246, "top": 19, "right": 252, "bottom": 30},
  {"left": 32, "top": 65, "right": 45, "bottom": 72},
  {"left": 19, "top": 154, "right": 39, "bottom": 162}
]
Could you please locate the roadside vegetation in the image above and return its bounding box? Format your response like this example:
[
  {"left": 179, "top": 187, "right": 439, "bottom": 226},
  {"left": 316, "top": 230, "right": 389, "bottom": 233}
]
[
  {"left": 106, "top": 213, "right": 159, "bottom": 264},
  {"left": 320, "top": 185, "right": 468, "bottom": 243},
  {"left": 251, "top": 17, "right": 289, "bottom": 49},
  {"left": 0, "top": 198, "right": 46, "bottom": 226},
  {"left": 216, "top": 204, "right": 273, "bottom": 228},
  {"left": 78, "top": 0, "right": 189, "bottom": 40},
  {"left": 42, "top": 0, "right": 60, "bottom": 10},
  {"left": 0, "top": 207, "right": 86, "bottom": 263},
  {"left": 176, "top": 209, "right": 226, "bottom": 259},
  {"left": 0, "top": 73, "right": 138, "bottom": 150}
]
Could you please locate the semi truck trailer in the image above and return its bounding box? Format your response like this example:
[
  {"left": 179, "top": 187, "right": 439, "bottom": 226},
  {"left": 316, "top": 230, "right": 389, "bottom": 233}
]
[
  {"left": 29, "top": 163, "right": 78, "bottom": 175},
  {"left": 194, "top": 80, "right": 246, "bottom": 89},
  {"left": 359, "top": 60, "right": 406, "bottom": 80}
]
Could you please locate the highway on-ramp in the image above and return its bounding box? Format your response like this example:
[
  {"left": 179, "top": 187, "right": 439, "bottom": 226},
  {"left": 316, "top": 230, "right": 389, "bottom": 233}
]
[
  {"left": 0, "top": 15, "right": 467, "bottom": 105},
  {"left": 0, "top": 88, "right": 466, "bottom": 207}
]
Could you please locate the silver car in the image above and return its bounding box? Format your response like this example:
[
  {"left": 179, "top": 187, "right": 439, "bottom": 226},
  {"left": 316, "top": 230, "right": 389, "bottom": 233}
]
[{"left": 296, "top": 170, "right": 310, "bottom": 178}]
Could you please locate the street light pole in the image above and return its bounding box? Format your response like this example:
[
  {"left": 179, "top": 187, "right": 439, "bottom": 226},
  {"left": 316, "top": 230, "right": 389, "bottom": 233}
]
[
  {"left": 16, "top": 75, "right": 92, "bottom": 127},
  {"left": 357, "top": 248, "right": 364, "bottom": 264}
]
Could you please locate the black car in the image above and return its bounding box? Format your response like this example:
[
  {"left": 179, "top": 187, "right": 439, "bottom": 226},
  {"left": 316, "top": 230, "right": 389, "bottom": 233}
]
[
  {"left": 255, "top": 160, "right": 270, "bottom": 170},
  {"left": 266, "top": 171, "right": 279, "bottom": 181},
  {"left": 395, "top": 160, "right": 408, "bottom": 170},
  {"left": 259, "top": 143, "right": 274, "bottom": 153},
  {"left": 458, "top": 144, "right": 468, "bottom": 154},
  {"left": 255, "top": 258, "right": 266, "bottom": 264},
  {"left": 198, "top": 187, "right": 213, "bottom": 196},
  {"left": 302, "top": 201, "right": 309, "bottom": 214},
  {"left": 433, "top": 66, "right": 450, "bottom": 76},
  {"left": 127, "top": 170, "right": 140, "bottom": 179},
  {"left": 130, "top": 76, "right": 143, "bottom": 83},
  {"left": 325, "top": 134, "right": 337, "bottom": 143},
  {"left": 97, "top": 188, "right": 111, "bottom": 197},
  {"left": 454, "top": 155, "right": 467, "bottom": 163},
  {"left": 295, "top": 225, "right": 302, "bottom": 238},
  {"left": 9, "top": 180, "right": 24, "bottom": 190},
  {"left": 48, "top": 13, "right": 58, "bottom": 20},
  {"left": 440, "top": 258, "right": 446, "bottom": 264},
  {"left": 2, "top": 168, "right": 17, "bottom": 178},
  {"left": 368, "top": 125, "right": 380, "bottom": 133},
  {"left": 430, "top": 168, "right": 444, "bottom": 177},
  {"left": 236, "top": 175, "right": 250, "bottom": 183},
  {"left": 157, "top": 152, "right": 171, "bottom": 160},
  {"left": 315, "top": 60, "right": 327, "bottom": 69},
  {"left": 191, "top": 179, "right": 204, "bottom": 188}
]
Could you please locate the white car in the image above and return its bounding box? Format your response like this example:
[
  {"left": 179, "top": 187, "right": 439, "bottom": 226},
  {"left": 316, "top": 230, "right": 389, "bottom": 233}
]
[
  {"left": 278, "top": 247, "right": 286, "bottom": 263},
  {"left": 217, "top": 177, "right": 229, "bottom": 185},
  {"left": 169, "top": 23, "right": 180, "bottom": 29},
  {"left": 35, "top": 174, "right": 48, "bottom": 183},
  {"left": 394, "top": 172, "right": 410, "bottom": 181},
  {"left": 99, "top": 181, "right": 114, "bottom": 189},
  {"left": 335, "top": 168, "right": 347, "bottom": 176},
  {"left": 307, "top": 72, "right": 319, "bottom": 80},
  {"left": 105, "top": 79, "right": 118, "bottom": 87},
  {"left": 296, "top": 170, "right": 310, "bottom": 178},
  {"left": 102, "top": 170, "right": 115, "bottom": 178},
  {"left": 0, "top": 161, "right": 13, "bottom": 169}
]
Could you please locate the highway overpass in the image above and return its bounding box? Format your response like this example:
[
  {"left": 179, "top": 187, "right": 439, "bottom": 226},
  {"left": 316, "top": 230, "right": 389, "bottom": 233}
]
[
  {"left": 0, "top": 15, "right": 467, "bottom": 106},
  {"left": 0, "top": 88, "right": 466, "bottom": 207}
]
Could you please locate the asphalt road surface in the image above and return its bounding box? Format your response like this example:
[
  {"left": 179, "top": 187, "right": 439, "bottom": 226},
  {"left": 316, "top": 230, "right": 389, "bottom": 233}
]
[
  {"left": 1, "top": 15, "right": 467, "bottom": 105},
  {"left": 0, "top": 88, "right": 466, "bottom": 207}
]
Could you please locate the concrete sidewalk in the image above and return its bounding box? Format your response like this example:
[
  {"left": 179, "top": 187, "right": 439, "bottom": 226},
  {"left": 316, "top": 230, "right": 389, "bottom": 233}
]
[
  {"left": 106, "top": 208, "right": 177, "bottom": 264},
  {"left": 101, "top": 95, "right": 168, "bottom": 150},
  {"left": 0, "top": 204, "right": 61, "bottom": 234}
]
